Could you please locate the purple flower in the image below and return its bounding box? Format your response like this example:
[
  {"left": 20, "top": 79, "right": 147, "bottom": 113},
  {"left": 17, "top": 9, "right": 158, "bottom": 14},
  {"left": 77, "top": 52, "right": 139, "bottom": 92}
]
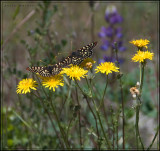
[
  {"left": 98, "top": 59, "right": 105, "bottom": 64},
  {"left": 100, "top": 44, "right": 109, "bottom": 51},
  {"left": 105, "top": 6, "right": 123, "bottom": 24},
  {"left": 98, "top": 26, "right": 106, "bottom": 38},
  {"left": 116, "top": 32, "right": 123, "bottom": 39},
  {"left": 115, "top": 28, "right": 123, "bottom": 38},
  {"left": 99, "top": 5, "right": 126, "bottom": 64},
  {"left": 109, "top": 14, "right": 123, "bottom": 24},
  {"left": 111, "top": 41, "right": 126, "bottom": 51},
  {"left": 105, "top": 6, "right": 117, "bottom": 22},
  {"left": 105, "top": 26, "right": 114, "bottom": 37},
  {"left": 119, "top": 46, "right": 126, "bottom": 52},
  {"left": 103, "top": 56, "right": 116, "bottom": 62},
  {"left": 100, "top": 40, "right": 110, "bottom": 51}
]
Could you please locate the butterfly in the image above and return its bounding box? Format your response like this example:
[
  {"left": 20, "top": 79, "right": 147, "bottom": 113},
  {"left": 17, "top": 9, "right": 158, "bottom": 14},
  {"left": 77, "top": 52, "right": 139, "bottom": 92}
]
[{"left": 26, "top": 41, "right": 97, "bottom": 77}]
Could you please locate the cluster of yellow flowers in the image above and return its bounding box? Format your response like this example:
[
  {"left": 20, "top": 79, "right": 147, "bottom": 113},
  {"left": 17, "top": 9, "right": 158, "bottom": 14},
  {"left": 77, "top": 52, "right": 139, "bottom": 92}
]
[
  {"left": 16, "top": 58, "right": 119, "bottom": 94},
  {"left": 130, "top": 39, "right": 154, "bottom": 62},
  {"left": 17, "top": 39, "right": 154, "bottom": 94}
]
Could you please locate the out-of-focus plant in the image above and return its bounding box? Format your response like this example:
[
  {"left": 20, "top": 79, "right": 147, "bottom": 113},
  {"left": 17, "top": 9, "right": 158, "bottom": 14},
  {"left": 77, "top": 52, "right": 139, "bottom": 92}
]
[{"left": 98, "top": 5, "right": 126, "bottom": 64}]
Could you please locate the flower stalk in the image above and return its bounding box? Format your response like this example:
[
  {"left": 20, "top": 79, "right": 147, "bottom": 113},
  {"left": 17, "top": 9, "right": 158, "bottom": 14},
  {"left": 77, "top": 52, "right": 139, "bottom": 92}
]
[
  {"left": 135, "top": 61, "right": 145, "bottom": 150},
  {"left": 75, "top": 87, "right": 83, "bottom": 149},
  {"left": 32, "top": 92, "right": 65, "bottom": 148},
  {"left": 114, "top": 42, "right": 125, "bottom": 149},
  {"left": 98, "top": 75, "right": 108, "bottom": 109},
  {"left": 75, "top": 78, "right": 111, "bottom": 149}
]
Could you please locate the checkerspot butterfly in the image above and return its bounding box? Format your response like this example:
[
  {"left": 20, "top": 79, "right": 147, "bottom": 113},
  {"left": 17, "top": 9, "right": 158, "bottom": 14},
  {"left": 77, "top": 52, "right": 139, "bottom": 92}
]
[{"left": 26, "top": 41, "right": 97, "bottom": 77}]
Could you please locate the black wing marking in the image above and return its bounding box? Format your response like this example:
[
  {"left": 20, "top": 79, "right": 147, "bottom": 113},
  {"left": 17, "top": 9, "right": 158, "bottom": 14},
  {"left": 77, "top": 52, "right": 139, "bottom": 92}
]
[{"left": 26, "top": 42, "right": 97, "bottom": 77}]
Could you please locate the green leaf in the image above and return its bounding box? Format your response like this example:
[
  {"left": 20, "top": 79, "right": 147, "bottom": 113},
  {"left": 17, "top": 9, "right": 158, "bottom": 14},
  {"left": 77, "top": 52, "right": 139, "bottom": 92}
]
[{"left": 12, "top": 110, "right": 31, "bottom": 129}]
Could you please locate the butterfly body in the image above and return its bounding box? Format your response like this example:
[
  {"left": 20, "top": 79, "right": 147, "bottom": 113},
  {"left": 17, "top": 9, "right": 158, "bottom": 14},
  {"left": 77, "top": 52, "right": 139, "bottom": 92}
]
[{"left": 26, "top": 41, "right": 97, "bottom": 77}]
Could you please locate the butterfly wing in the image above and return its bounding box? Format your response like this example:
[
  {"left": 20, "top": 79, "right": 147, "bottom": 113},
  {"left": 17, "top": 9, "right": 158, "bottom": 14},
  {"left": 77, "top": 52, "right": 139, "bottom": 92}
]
[
  {"left": 26, "top": 42, "right": 97, "bottom": 77},
  {"left": 26, "top": 65, "right": 62, "bottom": 77},
  {"left": 77, "top": 41, "right": 97, "bottom": 59},
  {"left": 69, "top": 41, "right": 97, "bottom": 65}
]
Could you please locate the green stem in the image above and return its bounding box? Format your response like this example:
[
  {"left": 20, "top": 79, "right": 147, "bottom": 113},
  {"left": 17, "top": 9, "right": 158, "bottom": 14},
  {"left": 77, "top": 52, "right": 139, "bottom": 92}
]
[
  {"left": 135, "top": 104, "right": 144, "bottom": 150},
  {"left": 75, "top": 79, "right": 111, "bottom": 149},
  {"left": 35, "top": 79, "right": 70, "bottom": 149},
  {"left": 50, "top": 100, "right": 70, "bottom": 149},
  {"left": 32, "top": 92, "right": 64, "bottom": 148},
  {"left": 85, "top": 97, "right": 100, "bottom": 149},
  {"left": 147, "top": 127, "right": 159, "bottom": 150},
  {"left": 116, "top": 110, "right": 120, "bottom": 150},
  {"left": 75, "top": 87, "right": 83, "bottom": 149},
  {"left": 96, "top": 109, "right": 112, "bottom": 149},
  {"left": 98, "top": 75, "right": 108, "bottom": 109},
  {"left": 114, "top": 42, "right": 125, "bottom": 149},
  {"left": 76, "top": 79, "right": 100, "bottom": 149},
  {"left": 135, "top": 62, "right": 145, "bottom": 150},
  {"left": 140, "top": 62, "right": 145, "bottom": 95},
  {"left": 110, "top": 107, "right": 115, "bottom": 149},
  {"left": 66, "top": 118, "right": 73, "bottom": 139}
]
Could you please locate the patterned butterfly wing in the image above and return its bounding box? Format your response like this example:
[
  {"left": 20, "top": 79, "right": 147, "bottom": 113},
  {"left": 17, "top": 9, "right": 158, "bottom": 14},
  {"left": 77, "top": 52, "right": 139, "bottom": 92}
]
[
  {"left": 26, "top": 65, "right": 62, "bottom": 77},
  {"left": 70, "top": 41, "right": 97, "bottom": 65},
  {"left": 26, "top": 42, "right": 97, "bottom": 77},
  {"left": 53, "top": 41, "right": 97, "bottom": 66}
]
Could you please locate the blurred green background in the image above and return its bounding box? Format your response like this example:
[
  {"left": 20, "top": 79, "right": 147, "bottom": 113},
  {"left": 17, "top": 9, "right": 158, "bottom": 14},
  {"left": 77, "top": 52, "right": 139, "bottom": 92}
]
[{"left": 1, "top": 1, "right": 159, "bottom": 149}]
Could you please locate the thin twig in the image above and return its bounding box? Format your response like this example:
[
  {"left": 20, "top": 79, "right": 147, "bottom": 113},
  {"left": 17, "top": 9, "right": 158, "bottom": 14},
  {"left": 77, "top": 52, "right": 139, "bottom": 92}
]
[
  {"left": 147, "top": 127, "right": 159, "bottom": 150},
  {"left": 2, "top": 10, "right": 35, "bottom": 50}
]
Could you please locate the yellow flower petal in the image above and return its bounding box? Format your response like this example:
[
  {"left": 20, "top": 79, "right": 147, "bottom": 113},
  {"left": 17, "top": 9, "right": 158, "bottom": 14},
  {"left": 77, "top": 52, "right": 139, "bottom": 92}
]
[
  {"left": 95, "top": 62, "right": 119, "bottom": 75},
  {"left": 41, "top": 75, "right": 64, "bottom": 92},
  {"left": 61, "top": 65, "right": 88, "bottom": 81},
  {"left": 130, "top": 39, "right": 150, "bottom": 48},
  {"left": 16, "top": 78, "right": 37, "bottom": 94},
  {"left": 132, "top": 50, "right": 154, "bottom": 62}
]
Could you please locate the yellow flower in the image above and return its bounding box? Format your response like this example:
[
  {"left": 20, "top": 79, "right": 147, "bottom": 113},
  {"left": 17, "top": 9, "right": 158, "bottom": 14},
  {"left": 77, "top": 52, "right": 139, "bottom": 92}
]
[
  {"left": 95, "top": 62, "right": 119, "bottom": 75},
  {"left": 41, "top": 75, "right": 64, "bottom": 91},
  {"left": 16, "top": 78, "right": 37, "bottom": 94},
  {"left": 130, "top": 39, "right": 150, "bottom": 49},
  {"left": 132, "top": 50, "right": 154, "bottom": 62},
  {"left": 61, "top": 65, "right": 88, "bottom": 81},
  {"left": 80, "top": 58, "right": 96, "bottom": 69}
]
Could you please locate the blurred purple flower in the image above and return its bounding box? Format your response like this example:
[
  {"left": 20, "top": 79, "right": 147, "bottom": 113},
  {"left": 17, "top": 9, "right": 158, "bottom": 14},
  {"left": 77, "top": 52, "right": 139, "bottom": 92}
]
[
  {"left": 98, "top": 5, "right": 126, "bottom": 64},
  {"left": 99, "top": 56, "right": 124, "bottom": 64},
  {"left": 98, "top": 59, "right": 105, "bottom": 64},
  {"left": 104, "top": 56, "right": 116, "bottom": 62},
  {"left": 119, "top": 46, "right": 126, "bottom": 52},
  {"left": 111, "top": 41, "right": 126, "bottom": 52},
  {"left": 100, "top": 40, "right": 110, "bottom": 51},
  {"left": 100, "top": 44, "right": 109, "bottom": 51},
  {"left": 105, "top": 26, "right": 114, "bottom": 37},
  {"left": 105, "top": 6, "right": 123, "bottom": 24},
  {"left": 116, "top": 32, "right": 123, "bottom": 39},
  {"left": 105, "top": 5, "right": 117, "bottom": 22},
  {"left": 109, "top": 14, "right": 123, "bottom": 24},
  {"left": 98, "top": 26, "right": 106, "bottom": 38}
]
